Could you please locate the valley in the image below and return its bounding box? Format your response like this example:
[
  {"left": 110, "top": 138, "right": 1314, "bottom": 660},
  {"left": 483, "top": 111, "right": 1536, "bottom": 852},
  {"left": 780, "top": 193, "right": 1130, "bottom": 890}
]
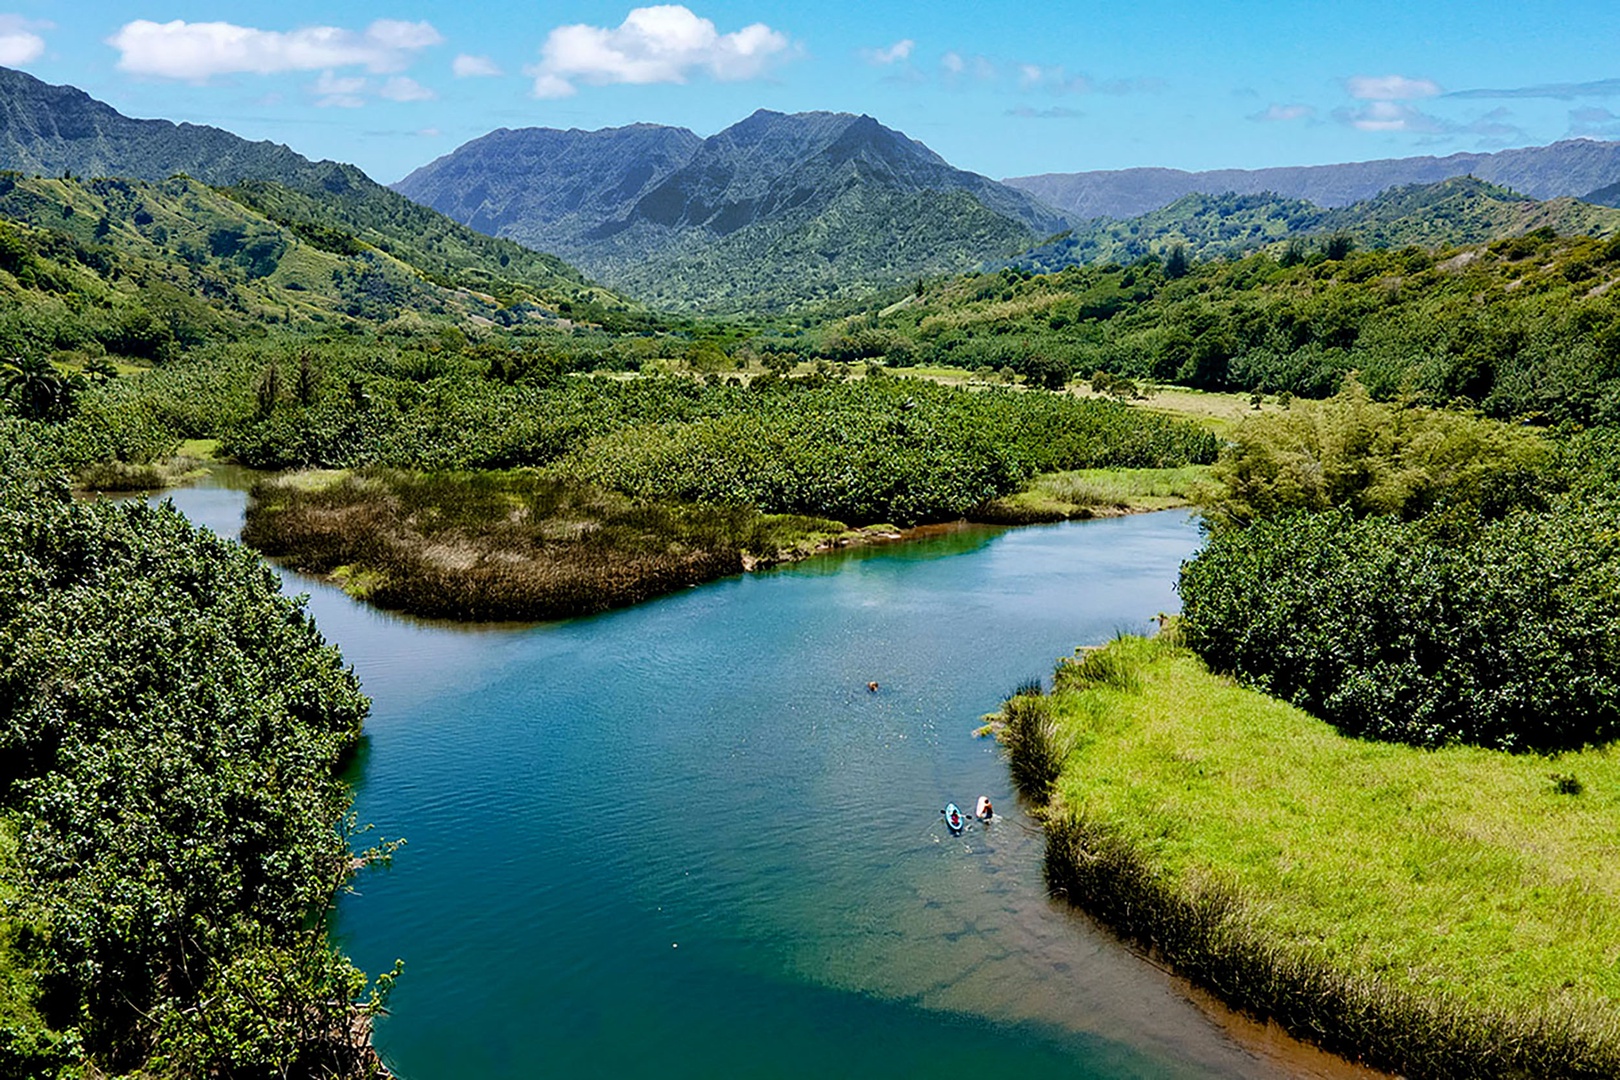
[{"left": 5, "top": 47, "right": 1620, "bottom": 1080}]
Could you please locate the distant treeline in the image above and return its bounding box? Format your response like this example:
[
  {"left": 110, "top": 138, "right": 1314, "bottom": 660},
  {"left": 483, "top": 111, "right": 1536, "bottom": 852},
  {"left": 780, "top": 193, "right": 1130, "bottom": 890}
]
[
  {"left": 189, "top": 344, "right": 1217, "bottom": 524},
  {"left": 829, "top": 230, "right": 1620, "bottom": 421}
]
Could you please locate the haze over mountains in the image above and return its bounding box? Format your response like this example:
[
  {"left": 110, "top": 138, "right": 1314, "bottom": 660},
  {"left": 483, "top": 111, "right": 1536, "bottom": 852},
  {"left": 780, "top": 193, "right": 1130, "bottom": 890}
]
[
  {"left": 1010, "top": 177, "right": 1620, "bottom": 274},
  {"left": 397, "top": 109, "right": 1065, "bottom": 312},
  {"left": 1006, "top": 140, "right": 1620, "bottom": 221}
]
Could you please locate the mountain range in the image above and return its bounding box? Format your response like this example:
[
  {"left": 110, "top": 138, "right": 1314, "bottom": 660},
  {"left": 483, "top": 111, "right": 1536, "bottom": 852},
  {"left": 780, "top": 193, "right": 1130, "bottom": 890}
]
[
  {"left": 1005, "top": 140, "right": 1620, "bottom": 220},
  {"left": 7, "top": 64, "right": 1620, "bottom": 319},
  {"left": 396, "top": 110, "right": 1065, "bottom": 312}
]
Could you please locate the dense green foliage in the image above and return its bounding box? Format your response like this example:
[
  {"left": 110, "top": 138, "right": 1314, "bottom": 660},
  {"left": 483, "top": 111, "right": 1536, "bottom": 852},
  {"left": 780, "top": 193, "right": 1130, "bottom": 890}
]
[
  {"left": 1207, "top": 381, "right": 1554, "bottom": 527},
  {"left": 1029, "top": 635, "right": 1620, "bottom": 1080},
  {"left": 1181, "top": 507, "right": 1620, "bottom": 750},
  {"left": 243, "top": 469, "right": 847, "bottom": 620},
  {"left": 0, "top": 456, "right": 390, "bottom": 1077},
  {"left": 216, "top": 365, "right": 1216, "bottom": 525},
  {"left": 1180, "top": 388, "right": 1620, "bottom": 751},
  {"left": 598, "top": 188, "right": 1040, "bottom": 315},
  {"left": 830, "top": 230, "right": 1620, "bottom": 421}
]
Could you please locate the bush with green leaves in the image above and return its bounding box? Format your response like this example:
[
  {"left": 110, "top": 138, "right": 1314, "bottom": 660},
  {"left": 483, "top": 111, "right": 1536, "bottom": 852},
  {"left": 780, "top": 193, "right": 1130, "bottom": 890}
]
[
  {"left": 0, "top": 454, "right": 392, "bottom": 1077},
  {"left": 1179, "top": 507, "right": 1620, "bottom": 750},
  {"left": 222, "top": 371, "right": 1217, "bottom": 525},
  {"left": 1205, "top": 380, "right": 1556, "bottom": 527}
]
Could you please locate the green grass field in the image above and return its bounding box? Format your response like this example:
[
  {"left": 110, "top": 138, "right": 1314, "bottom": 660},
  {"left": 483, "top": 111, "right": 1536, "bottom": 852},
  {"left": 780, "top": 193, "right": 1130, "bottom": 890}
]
[
  {"left": 982, "top": 465, "right": 1217, "bottom": 521},
  {"left": 1029, "top": 634, "right": 1620, "bottom": 1076}
]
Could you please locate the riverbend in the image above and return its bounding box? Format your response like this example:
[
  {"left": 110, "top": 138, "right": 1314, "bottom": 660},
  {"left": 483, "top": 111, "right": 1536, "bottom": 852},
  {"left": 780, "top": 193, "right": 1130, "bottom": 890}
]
[{"left": 160, "top": 472, "right": 1376, "bottom": 1080}]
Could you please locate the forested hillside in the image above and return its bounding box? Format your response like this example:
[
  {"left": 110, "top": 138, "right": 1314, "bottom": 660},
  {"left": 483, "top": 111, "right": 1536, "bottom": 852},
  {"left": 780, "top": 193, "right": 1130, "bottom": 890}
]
[
  {"left": 1005, "top": 137, "right": 1620, "bottom": 219},
  {"left": 824, "top": 229, "right": 1620, "bottom": 420},
  {"left": 1010, "top": 177, "right": 1620, "bottom": 272},
  {"left": 0, "top": 67, "right": 625, "bottom": 319}
]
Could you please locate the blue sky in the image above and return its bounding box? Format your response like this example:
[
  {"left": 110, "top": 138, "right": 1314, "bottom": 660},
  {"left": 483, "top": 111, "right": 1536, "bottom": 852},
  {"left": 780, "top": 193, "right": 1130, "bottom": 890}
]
[{"left": 5, "top": 0, "right": 1620, "bottom": 184}]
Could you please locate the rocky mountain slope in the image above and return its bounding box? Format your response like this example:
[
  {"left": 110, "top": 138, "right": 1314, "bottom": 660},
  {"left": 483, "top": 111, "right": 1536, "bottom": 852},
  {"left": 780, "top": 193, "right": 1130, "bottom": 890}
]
[{"left": 397, "top": 109, "right": 1066, "bottom": 312}]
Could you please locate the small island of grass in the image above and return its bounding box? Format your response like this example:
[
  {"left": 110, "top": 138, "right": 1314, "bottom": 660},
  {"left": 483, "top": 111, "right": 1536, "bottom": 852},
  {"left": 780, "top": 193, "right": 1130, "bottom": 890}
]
[{"left": 242, "top": 468, "right": 857, "bottom": 621}]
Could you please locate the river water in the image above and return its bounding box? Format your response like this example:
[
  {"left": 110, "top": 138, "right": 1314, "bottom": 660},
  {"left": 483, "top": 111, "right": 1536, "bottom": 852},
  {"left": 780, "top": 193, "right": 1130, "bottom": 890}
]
[{"left": 159, "top": 476, "right": 1356, "bottom": 1079}]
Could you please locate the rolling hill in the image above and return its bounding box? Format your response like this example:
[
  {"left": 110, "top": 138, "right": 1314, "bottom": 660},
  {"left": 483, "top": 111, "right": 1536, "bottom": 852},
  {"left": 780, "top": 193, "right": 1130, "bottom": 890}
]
[{"left": 1008, "top": 177, "right": 1620, "bottom": 273}]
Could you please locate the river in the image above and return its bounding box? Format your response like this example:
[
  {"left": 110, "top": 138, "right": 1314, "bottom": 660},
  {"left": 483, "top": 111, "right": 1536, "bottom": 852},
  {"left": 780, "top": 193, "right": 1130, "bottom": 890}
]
[{"left": 159, "top": 474, "right": 1362, "bottom": 1079}]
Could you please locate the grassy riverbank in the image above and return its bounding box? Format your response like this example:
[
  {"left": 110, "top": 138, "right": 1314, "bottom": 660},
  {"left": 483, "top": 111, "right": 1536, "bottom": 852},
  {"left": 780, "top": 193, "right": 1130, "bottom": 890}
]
[
  {"left": 1002, "top": 634, "right": 1620, "bottom": 1079},
  {"left": 974, "top": 465, "right": 1216, "bottom": 523},
  {"left": 243, "top": 468, "right": 854, "bottom": 621}
]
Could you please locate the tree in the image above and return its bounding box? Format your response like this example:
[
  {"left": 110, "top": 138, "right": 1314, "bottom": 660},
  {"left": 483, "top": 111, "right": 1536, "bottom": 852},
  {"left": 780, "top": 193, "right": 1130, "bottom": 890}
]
[
  {"left": 256, "top": 363, "right": 282, "bottom": 418},
  {"left": 84, "top": 355, "right": 119, "bottom": 382},
  {"left": 1321, "top": 232, "right": 1356, "bottom": 261},
  {"left": 1164, "top": 243, "right": 1191, "bottom": 279},
  {"left": 2, "top": 355, "right": 79, "bottom": 421},
  {"left": 1024, "top": 353, "right": 1073, "bottom": 391},
  {"left": 294, "top": 352, "right": 320, "bottom": 406}
]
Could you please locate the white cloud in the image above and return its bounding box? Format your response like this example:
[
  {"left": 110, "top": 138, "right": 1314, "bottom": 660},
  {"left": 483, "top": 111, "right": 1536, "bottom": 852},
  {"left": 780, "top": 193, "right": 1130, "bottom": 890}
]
[
  {"left": 532, "top": 72, "right": 576, "bottom": 98},
  {"left": 527, "top": 5, "right": 790, "bottom": 99},
  {"left": 379, "top": 75, "right": 434, "bottom": 101},
  {"left": 312, "top": 70, "right": 367, "bottom": 108},
  {"left": 453, "top": 53, "right": 502, "bottom": 78},
  {"left": 1007, "top": 105, "right": 1084, "bottom": 120},
  {"left": 1346, "top": 74, "right": 1441, "bottom": 101},
  {"left": 1017, "top": 63, "right": 1092, "bottom": 94},
  {"left": 1339, "top": 99, "right": 1444, "bottom": 133},
  {"left": 107, "top": 18, "right": 443, "bottom": 81},
  {"left": 940, "top": 50, "right": 994, "bottom": 82},
  {"left": 364, "top": 20, "right": 441, "bottom": 53},
  {"left": 0, "top": 15, "right": 47, "bottom": 66},
  {"left": 863, "top": 39, "right": 913, "bottom": 65},
  {"left": 1252, "top": 102, "right": 1315, "bottom": 122}
]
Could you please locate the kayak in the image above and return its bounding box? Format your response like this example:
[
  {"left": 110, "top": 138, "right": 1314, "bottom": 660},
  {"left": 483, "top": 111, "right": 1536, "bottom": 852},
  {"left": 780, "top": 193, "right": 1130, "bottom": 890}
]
[{"left": 944, "top": 802, "right": 964, "bottom": 833}]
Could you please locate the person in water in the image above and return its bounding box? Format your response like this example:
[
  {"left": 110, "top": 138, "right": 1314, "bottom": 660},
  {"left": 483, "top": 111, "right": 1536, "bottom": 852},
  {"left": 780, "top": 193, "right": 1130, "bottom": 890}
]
[{"left": 975, "top": 796, "right": 993, "bottom": 820}]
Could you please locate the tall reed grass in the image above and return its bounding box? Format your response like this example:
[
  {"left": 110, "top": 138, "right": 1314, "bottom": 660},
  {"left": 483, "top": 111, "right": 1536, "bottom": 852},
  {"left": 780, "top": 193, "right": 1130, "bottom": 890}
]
[{"left": 995, "top": 691, "right": 1072, "bottom": 803}]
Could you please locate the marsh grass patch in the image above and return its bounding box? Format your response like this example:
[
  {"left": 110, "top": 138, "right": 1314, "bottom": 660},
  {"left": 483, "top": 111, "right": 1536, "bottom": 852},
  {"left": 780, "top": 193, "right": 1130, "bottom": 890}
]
[{"left": 243, "top": 468, "right": 846, "bottom": 621}]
